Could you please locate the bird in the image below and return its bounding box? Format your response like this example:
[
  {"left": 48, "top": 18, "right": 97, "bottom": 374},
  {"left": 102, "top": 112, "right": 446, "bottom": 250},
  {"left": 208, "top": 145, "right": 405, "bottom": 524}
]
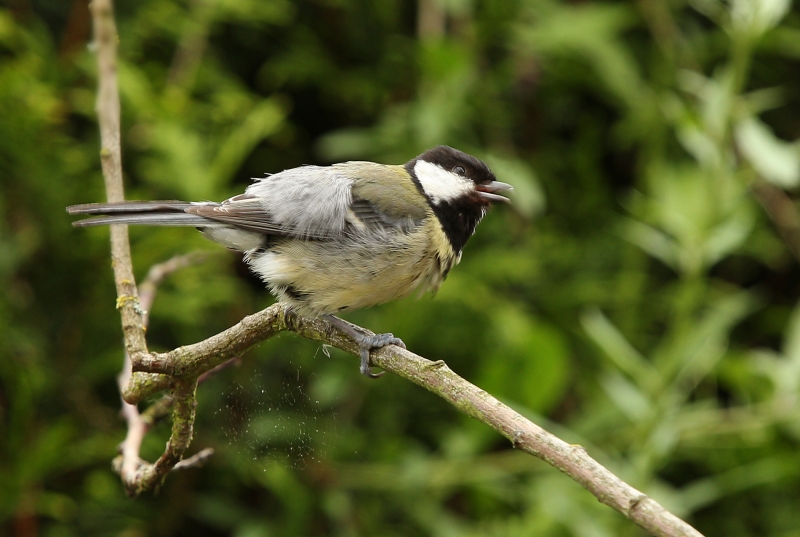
[{"left": 68, "top": 145, "right": 512, "bottom": 377}]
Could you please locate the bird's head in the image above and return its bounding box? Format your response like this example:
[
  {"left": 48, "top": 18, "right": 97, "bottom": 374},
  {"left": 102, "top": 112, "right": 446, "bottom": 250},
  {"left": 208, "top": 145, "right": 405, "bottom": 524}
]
[
  {"left": 405, "top": 145, "right": 512, "bottom": 253},
  {"left": 407, "top": 145, "right": 512, "bottom": 207}
]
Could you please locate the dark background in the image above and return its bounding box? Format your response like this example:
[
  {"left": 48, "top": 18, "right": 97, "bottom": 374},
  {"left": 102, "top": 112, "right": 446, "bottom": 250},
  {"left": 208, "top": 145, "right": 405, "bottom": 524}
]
[{"left": 3, "top": 0, "right": 800, "bottom": 535}]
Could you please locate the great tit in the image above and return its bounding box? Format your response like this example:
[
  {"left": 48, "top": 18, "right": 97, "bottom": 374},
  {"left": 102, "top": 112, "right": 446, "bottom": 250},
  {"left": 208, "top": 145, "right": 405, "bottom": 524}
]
[{"left": 68, "top": 145, "right": 512, "bottom": 377}]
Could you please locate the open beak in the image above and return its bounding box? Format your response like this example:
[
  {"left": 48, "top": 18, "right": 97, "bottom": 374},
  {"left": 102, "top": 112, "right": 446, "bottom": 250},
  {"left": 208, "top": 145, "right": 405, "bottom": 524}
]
[{"left": 476, "top": 181, "right": 513, "bottom": 203}]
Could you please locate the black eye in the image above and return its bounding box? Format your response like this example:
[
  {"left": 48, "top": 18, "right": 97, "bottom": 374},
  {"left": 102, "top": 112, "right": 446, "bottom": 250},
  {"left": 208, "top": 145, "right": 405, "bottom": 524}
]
[{"left": 452, "top": 166, "right": 466, "bottom": 176}]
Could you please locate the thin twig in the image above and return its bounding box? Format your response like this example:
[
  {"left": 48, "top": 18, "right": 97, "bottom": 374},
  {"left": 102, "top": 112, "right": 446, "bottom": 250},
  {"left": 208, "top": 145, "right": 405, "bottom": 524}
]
[
  {"left": 117, "top": 374, "right": 148, "bottom": 488},
  {"left": 751, "top": 181, "right": 800, "bottom": 264},
  {"left": 112, "top": 380, "right": 205, "bottom": 496},
  {"left": 173, "top": 448, "right": 215, "bottom": 470},
  {"left": 197, "top": 357, "right": 240, "bottom": 384},
  {"left": 138, "top": 252, "right": 208, "bottom": 319}
]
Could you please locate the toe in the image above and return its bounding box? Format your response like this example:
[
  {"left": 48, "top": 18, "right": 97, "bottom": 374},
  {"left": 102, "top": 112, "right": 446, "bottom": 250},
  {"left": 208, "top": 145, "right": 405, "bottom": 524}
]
[
  {"left": 369, "top": 333, "right": 405, "bottom": 349},
  {"left": 359, "top": 348, "right": 384, "bottom": 378}
]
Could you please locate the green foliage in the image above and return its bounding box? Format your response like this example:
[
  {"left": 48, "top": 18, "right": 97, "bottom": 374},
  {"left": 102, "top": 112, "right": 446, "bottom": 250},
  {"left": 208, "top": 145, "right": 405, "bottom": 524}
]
[{"left": 2, "top": 0, "right": 800, "bottom": 535}]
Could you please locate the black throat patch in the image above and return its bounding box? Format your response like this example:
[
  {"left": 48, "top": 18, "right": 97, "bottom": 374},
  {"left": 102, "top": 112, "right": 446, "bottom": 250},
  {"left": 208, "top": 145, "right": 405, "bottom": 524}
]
[
  {"left": 429, "top": 195, "right": 488, "bottom": 253},
  {"left": 404, "top": 159, "right": 489, "bottom": 254}
]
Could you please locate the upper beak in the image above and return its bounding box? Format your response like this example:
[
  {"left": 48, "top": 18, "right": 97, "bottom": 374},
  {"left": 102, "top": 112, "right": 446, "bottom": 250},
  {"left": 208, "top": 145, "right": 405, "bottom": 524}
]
[{"left": 476, "top": 181, "right": 513, "bottom": 203}]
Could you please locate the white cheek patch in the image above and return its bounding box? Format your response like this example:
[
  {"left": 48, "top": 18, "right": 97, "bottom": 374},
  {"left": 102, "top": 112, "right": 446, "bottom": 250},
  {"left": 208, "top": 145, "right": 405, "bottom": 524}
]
[{"left": 414, "top": 160, "right": 473, "bottom": 204}]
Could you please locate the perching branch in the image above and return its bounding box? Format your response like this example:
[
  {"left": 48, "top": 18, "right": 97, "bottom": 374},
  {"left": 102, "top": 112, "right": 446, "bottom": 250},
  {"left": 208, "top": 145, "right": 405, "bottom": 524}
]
[{"left": 89, "top": 1, "right": 704, "bottom": 535}]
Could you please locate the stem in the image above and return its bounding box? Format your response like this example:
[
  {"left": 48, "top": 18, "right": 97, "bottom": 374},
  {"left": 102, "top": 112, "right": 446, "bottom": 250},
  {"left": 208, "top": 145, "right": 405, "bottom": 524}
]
[{"left": 90, "top": 0, "right": 148, "bottom": 359}]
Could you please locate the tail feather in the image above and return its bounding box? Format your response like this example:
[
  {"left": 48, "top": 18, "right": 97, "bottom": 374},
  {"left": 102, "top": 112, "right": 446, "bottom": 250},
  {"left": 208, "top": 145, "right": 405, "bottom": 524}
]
[
  {"left": 72, "top": 213, "right": 214, "bottom": 228},
  {"left": 67, "top": 200, "right": 220, "bottom": 228},
  {"left": 67, "top": 200, "right": 198, "bottom": 215}
]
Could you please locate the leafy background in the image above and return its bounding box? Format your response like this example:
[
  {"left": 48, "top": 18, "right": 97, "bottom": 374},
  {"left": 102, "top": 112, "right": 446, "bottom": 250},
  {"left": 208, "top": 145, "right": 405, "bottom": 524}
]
[{"left": 2, "top": 0, "right": 800, "bottom": 535}]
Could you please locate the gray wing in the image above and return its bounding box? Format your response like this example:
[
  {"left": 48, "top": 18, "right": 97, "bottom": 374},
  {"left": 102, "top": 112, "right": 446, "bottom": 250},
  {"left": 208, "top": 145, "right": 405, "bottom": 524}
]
[
  {"left": 192, "top": 163, "right": 429, "bottom": 239},
  {"left": 189, "top": 166, "right": 353, "bottom": 239},
  {"left": 348, "top": 198, "right": 422, "bottom": 234},
  {"left": 346, "top": 162, "right": 430, "bottom": 233}
]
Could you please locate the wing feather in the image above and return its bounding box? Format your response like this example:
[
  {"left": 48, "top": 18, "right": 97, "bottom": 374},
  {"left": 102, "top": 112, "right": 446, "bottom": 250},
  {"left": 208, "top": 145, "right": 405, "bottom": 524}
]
[{"left": 186, "top": 166, "right": 352, "bottom": 239}]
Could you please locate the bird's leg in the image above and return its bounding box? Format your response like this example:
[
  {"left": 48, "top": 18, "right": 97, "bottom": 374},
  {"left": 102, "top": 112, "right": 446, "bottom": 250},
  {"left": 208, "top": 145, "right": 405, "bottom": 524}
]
[
  {"left": 283, "top": 306, "right": 298, "bottom": 329},
  {"left": 321, "top": 315, "right": 406, "bottom": 378}
]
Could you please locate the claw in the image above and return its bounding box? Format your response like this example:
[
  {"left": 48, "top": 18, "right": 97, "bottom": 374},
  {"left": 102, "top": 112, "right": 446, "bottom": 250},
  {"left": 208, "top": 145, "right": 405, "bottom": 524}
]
[
  {"left": 322, "top": 315, "right": 405, "bottom": 378},
  {"left": 356, "top": 333, "right": 404, "bottom": 377},
  {"left": 284, "top": 307, "right": 298, "bottom": 328}
]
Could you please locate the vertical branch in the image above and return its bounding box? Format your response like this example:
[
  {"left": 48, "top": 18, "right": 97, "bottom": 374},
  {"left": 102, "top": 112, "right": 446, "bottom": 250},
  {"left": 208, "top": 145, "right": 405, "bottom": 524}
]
[
  {"left": 116, "top": 253, "right": 207, "bottom": 491},
  {"left": 132, "top": 377, "right": 200, "bottom": 495},
  {"left": 90, "top": 0, "right": 147, "bottom": 359},
  {"left": 90, "top": 0, "right": 209, "bottom": 495}
]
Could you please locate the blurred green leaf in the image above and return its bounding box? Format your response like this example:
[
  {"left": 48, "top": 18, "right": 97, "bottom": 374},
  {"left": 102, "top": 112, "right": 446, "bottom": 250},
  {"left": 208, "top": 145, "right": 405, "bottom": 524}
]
[
  {"left": 515, "top": 3, "right": 642, "bottom": 108},
  {"left": 479, "top": 309, "right": 569, "bottom": 413},
  {"left": 671, "top": 290, "right": 756, "bottom": 390},
  {"left": 581, "top": 308, "right": 660, "bottom": 392},
  {"left": 735, "top": 116, "right": 800, "bottom": 188},
  {"left": 208, "top": 97, "right": 287, "bottom": 192},
  {"left": 600, "top": 372, "right": 653, "bottom": 422},
  {"left": 680, "top": 456, "right": 798, "bottom": 512},
  {"left": 730, "top": 0, "right": 791, "bottom": 38},
  {"left": 483, "top": 155, "right": 546, "bottom": 218},
  {"left": 620, "top": 218, "right": 680, "bottom": 271}
]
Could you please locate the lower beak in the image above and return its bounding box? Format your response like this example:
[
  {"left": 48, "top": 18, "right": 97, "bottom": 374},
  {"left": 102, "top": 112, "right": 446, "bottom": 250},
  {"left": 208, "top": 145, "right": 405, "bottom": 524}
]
[{"left": 477, "top": 181, "right": 513, "bottom": 203}]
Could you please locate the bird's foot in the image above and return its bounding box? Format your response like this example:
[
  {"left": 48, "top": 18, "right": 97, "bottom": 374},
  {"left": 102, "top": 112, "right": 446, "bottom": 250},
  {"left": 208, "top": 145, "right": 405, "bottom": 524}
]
[
  {"left": 284, "top": 306, "right": 298, "bottom": 329},
  {"left": 322, "top": 315, "right": 405, "bottom": 378},
  {"left": 354, "top": 332, "right": 406, "bottom": 378}
]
